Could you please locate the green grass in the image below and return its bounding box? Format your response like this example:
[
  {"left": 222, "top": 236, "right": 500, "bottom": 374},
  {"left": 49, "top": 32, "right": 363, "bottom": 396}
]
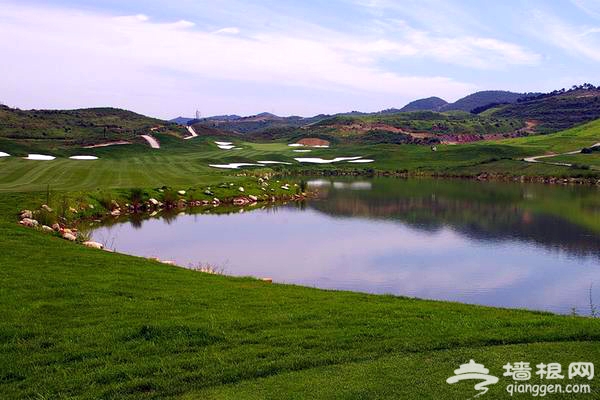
[
  {"left": 1, "top": 195, "right": 600, "bottom": 399},
  {"left": 2, "top": 120, "right": 600, "bottom": 398},
  {"left": 1, "top": 120, "right": 599, "bottom": 193}
]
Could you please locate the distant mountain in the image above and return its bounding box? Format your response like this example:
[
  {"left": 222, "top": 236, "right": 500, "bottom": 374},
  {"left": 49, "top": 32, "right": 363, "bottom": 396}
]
[
  {"left": 441, "top": 91, "right": 539, "bottom": 113},
  {"left": 169, "top": 116, "right": 195, "bottom": 125},
  {"left": 400, "top": 97, "right": 448, "bottom": 112}
]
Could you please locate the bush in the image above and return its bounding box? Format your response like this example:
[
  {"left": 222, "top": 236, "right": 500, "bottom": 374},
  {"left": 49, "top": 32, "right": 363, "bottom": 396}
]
[
  {"left": 129, "top": 188, "right": 144, "bottom": 210},
  {"left": 162, "top": 189, "right": 178, "bottom": 208}
]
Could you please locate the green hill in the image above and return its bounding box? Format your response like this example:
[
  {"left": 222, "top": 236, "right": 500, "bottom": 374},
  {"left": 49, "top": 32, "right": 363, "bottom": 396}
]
[
  {"left": 399, "top": 96, "right": 448, "bottom": 112},
  {"left": 441, "top": 90, "right": 534, "bottom": 112},
  {"left": 491, "top": 88, "right": 600, "bottom": 133},
  {"left": 0, "top": 106, "right": 185, "bottom": 149}
]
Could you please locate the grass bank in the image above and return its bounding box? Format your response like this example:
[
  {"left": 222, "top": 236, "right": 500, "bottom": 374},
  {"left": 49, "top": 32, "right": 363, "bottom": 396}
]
[{"left": 1, "top": 190, "right": 600, "bottom": 399}]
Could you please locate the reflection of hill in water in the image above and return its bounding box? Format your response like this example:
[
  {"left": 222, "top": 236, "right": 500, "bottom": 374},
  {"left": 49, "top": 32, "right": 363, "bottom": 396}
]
[{"left": 307, "top": 188, "right": 600, "bottom": 259}]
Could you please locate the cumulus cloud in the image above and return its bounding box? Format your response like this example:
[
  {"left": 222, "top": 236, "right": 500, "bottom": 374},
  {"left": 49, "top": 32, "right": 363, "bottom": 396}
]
[{"left": 0, "top": 1, "right": 482, "bottom": 116}]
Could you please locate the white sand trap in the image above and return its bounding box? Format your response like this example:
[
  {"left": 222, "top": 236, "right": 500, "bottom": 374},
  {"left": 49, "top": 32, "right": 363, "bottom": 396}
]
[
  {"left": 347, "top": 159, "right": 374, "bottom": 163},
  {"left": 288, "top": 143, "right": 305, "bottom": 147},
  {"left": 294, "top": 156, "right": 362, "bottom": 164},
  {"left": 69, "top": 155, "right": 99, "bottom": 160},
  {"left": 218, "top": 145, "right": 236, "bottom": 150},
  {"left": 141, "top": 135, "right": 160, "bottom": 149},
  {"left": 312, "top": 145, "right": 330, "bottom": 148},
  {"left": 0, "top": 152, "right": 10, "bottom": 157},
  {"left": 184, "top": 126, "right": 198, "bottom": 140},
  {"left": 209, "top": 163, "right": 264, "bottom": 169},
  {"left": 293, "top": 149, "right": 312, "bottom": 153},
  {"left": 215, "top": 141, "right": 233, "bottom": 145},
  {"left": 258, "top": 160, "right": 292, "bottom": 165},
  {"left": 25, "top": 154, "right": 55, "bottom": 160}
]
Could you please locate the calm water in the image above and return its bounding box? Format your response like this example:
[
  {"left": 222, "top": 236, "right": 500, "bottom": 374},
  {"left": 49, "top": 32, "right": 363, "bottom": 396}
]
[{"left": 91, "top": 178, "right": 600, "bottom": 315}]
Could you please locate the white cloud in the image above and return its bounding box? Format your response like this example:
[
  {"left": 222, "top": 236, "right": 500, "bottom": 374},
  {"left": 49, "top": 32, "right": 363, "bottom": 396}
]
[
  {"left": 213, "top": 27, "right": 240, "bottom": 35},
  {"left": 530, "top": 10, "right": 600, "bottom": 62},
  {"left": 571, "top": 0, "right": 600, "bottom": 19},
  {"left": 0, "top": 2, "right": 482, "bottom": 116}
]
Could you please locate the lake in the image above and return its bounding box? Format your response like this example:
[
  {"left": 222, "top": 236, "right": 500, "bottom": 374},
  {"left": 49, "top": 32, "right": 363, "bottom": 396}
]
[{"left": 91, "top": 177, "right": 600, "bottom": 315}]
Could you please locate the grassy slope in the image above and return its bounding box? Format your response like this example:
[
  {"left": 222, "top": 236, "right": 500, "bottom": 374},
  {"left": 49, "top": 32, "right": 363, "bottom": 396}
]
[
  {"left": 1, "top": 196, "right": 600, "bottom": 399},
  {"left": 1, "top": 121, "right": 600, "bottom": 398},
  {"left": 1, "top": 119, "right": 599, "bottom": 193},
  {"left": 0, "top": 106, "right": 185, "bottom": 149}
]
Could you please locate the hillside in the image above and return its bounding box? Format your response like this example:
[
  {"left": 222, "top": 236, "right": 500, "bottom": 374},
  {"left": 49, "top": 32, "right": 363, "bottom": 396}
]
[
  {"left": 399, "top": 97, "right": 448, "bottom": 112},
  {"left": 247, "top": 111, "right": 526, "bottom": 145},
  {"left": 0, "top": 106, "right": 185, "bottom": 148},
  {"left": 441, "top": 90, "right": 535, "bottom": 112},
  {"left": 491, "top": 88, "right": 600, "bottom": 132}
]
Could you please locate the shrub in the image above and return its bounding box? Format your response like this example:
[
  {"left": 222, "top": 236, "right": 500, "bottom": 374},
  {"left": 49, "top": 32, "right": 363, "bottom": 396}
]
[
  {"left": 162, "top": 189, "right": 178, "bottom": 208},
  {"left": 128, "top": 188, "right": 144, "bottom": 210}
]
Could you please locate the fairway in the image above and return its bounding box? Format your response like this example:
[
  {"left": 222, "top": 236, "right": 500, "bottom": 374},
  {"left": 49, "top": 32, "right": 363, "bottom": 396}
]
[{"left": 1, "top": 119, "right": 600, "bottom": 193}]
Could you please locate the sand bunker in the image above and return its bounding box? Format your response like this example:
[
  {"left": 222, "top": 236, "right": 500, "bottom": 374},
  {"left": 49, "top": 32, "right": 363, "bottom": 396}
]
[
  {"left": 215, "top": 141, "right": 236, "bottom": 150},
  {"left": 293, "top": 149, "right": 312, "bottom": 153},
  {"left": 69, "top": 155, "right": 99, "bottom": 160},
  {"left": 0, "top": 152, "right": 10, "bottom": 157},
  {"left": 347, "top": 159, "right": 374, "bottom": 163},
  {"left": 209, "top": 163, "right": 264, "bottom": 169},
  {"left": 294, "top": 157, "right": 362, "bottom": 164},
  {"left": 257, "top": 161, "right": 292, "bottom": 165},
  {"left": 24, "top": 154, "right": 56, "bottom": 161},
  {"left": 288, "top": 144, "right": 305, "bottom": 147}
]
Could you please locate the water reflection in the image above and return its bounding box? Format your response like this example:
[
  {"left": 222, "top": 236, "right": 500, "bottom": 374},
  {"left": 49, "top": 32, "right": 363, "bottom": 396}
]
[{"left": 91, "top": 178, "right": 600, "bottom": 315}]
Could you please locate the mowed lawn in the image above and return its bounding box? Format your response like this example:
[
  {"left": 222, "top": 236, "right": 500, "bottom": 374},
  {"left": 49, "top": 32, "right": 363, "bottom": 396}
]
[
  {"left": 1, "top": 202, "right": 600, "bottom": 399},
  {"left": 0, "top": 119, "right": 599, "bottom": 193},
  {"left": 1, "top": 123, "right": 600, "bottom": 398}
]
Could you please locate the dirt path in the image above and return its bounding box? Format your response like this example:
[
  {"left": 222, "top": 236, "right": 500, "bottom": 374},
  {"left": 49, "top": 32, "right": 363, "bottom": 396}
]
[
  {"left": 84, "top": 141, "right": 131, "bottom": 149},
  {"left": 141, "top": 135, "right": 160, "bottom": 149},
  {"left": 184, "top": 126, "right": 198, "bottom": 140},
  {"left": 523, "top": 142, "right": 600, "bottom": 167}
]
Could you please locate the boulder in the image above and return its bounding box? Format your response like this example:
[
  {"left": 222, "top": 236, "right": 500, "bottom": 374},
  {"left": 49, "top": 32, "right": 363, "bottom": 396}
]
[
  {"left": 20, "top": 210, "right": 33, "bottom": 219},
  {"left": 41, "top": 225, "right": 54, "bottom": 233},
  {"left": 233, "top": 198, "right": 247, "bottom": 206},
  {"left": 83, "top": 241, "right": 103, "bottom": 250},
  {"left": 20, "top": 218, "right": 38, "bottom": 228},
  {"left": 178, "top": 190, "right": 186, "bottom": 195},
  {"left": 62, "top": 232, "right": 77, "bottom": 241},
  {"left": 52, "top": 223, "right": 61, "bottom": 231},
  {"left": 149, "top": 198, "right": 159, "bottom": 206},
  {"left": 238, "top": 187, "right": 245, "bottom": 192},
  {"left": 110, "top": 210, "right": 121, "bottom": 217},
  {"left": 281, "top": 185, "right": 290, "bottom": 190},
  {"left": 249, "top": 195, "right": 258, "bottom": 201},
  {"left": 41, "top": 204, "right": 53, "bottom": 212}
]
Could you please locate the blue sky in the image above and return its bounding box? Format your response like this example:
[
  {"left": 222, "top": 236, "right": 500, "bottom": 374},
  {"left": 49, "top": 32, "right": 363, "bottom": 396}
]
[{"left": 1, "top": 0, "right": 599, "bottom": 118}]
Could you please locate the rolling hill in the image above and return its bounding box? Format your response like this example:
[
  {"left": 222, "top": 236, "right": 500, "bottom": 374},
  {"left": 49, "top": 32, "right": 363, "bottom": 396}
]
[
  {"left": 0, "top": 106, "right": 185, "bottom": 148},
  {"left": 399, "top": 97, "right": 448, "bottom": 112},
  {"left": 441, "top": 90, "right": 537, "bottom": 112},
  {"left": 490, "top": 88, "right": 600, "bottom": 132}
]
